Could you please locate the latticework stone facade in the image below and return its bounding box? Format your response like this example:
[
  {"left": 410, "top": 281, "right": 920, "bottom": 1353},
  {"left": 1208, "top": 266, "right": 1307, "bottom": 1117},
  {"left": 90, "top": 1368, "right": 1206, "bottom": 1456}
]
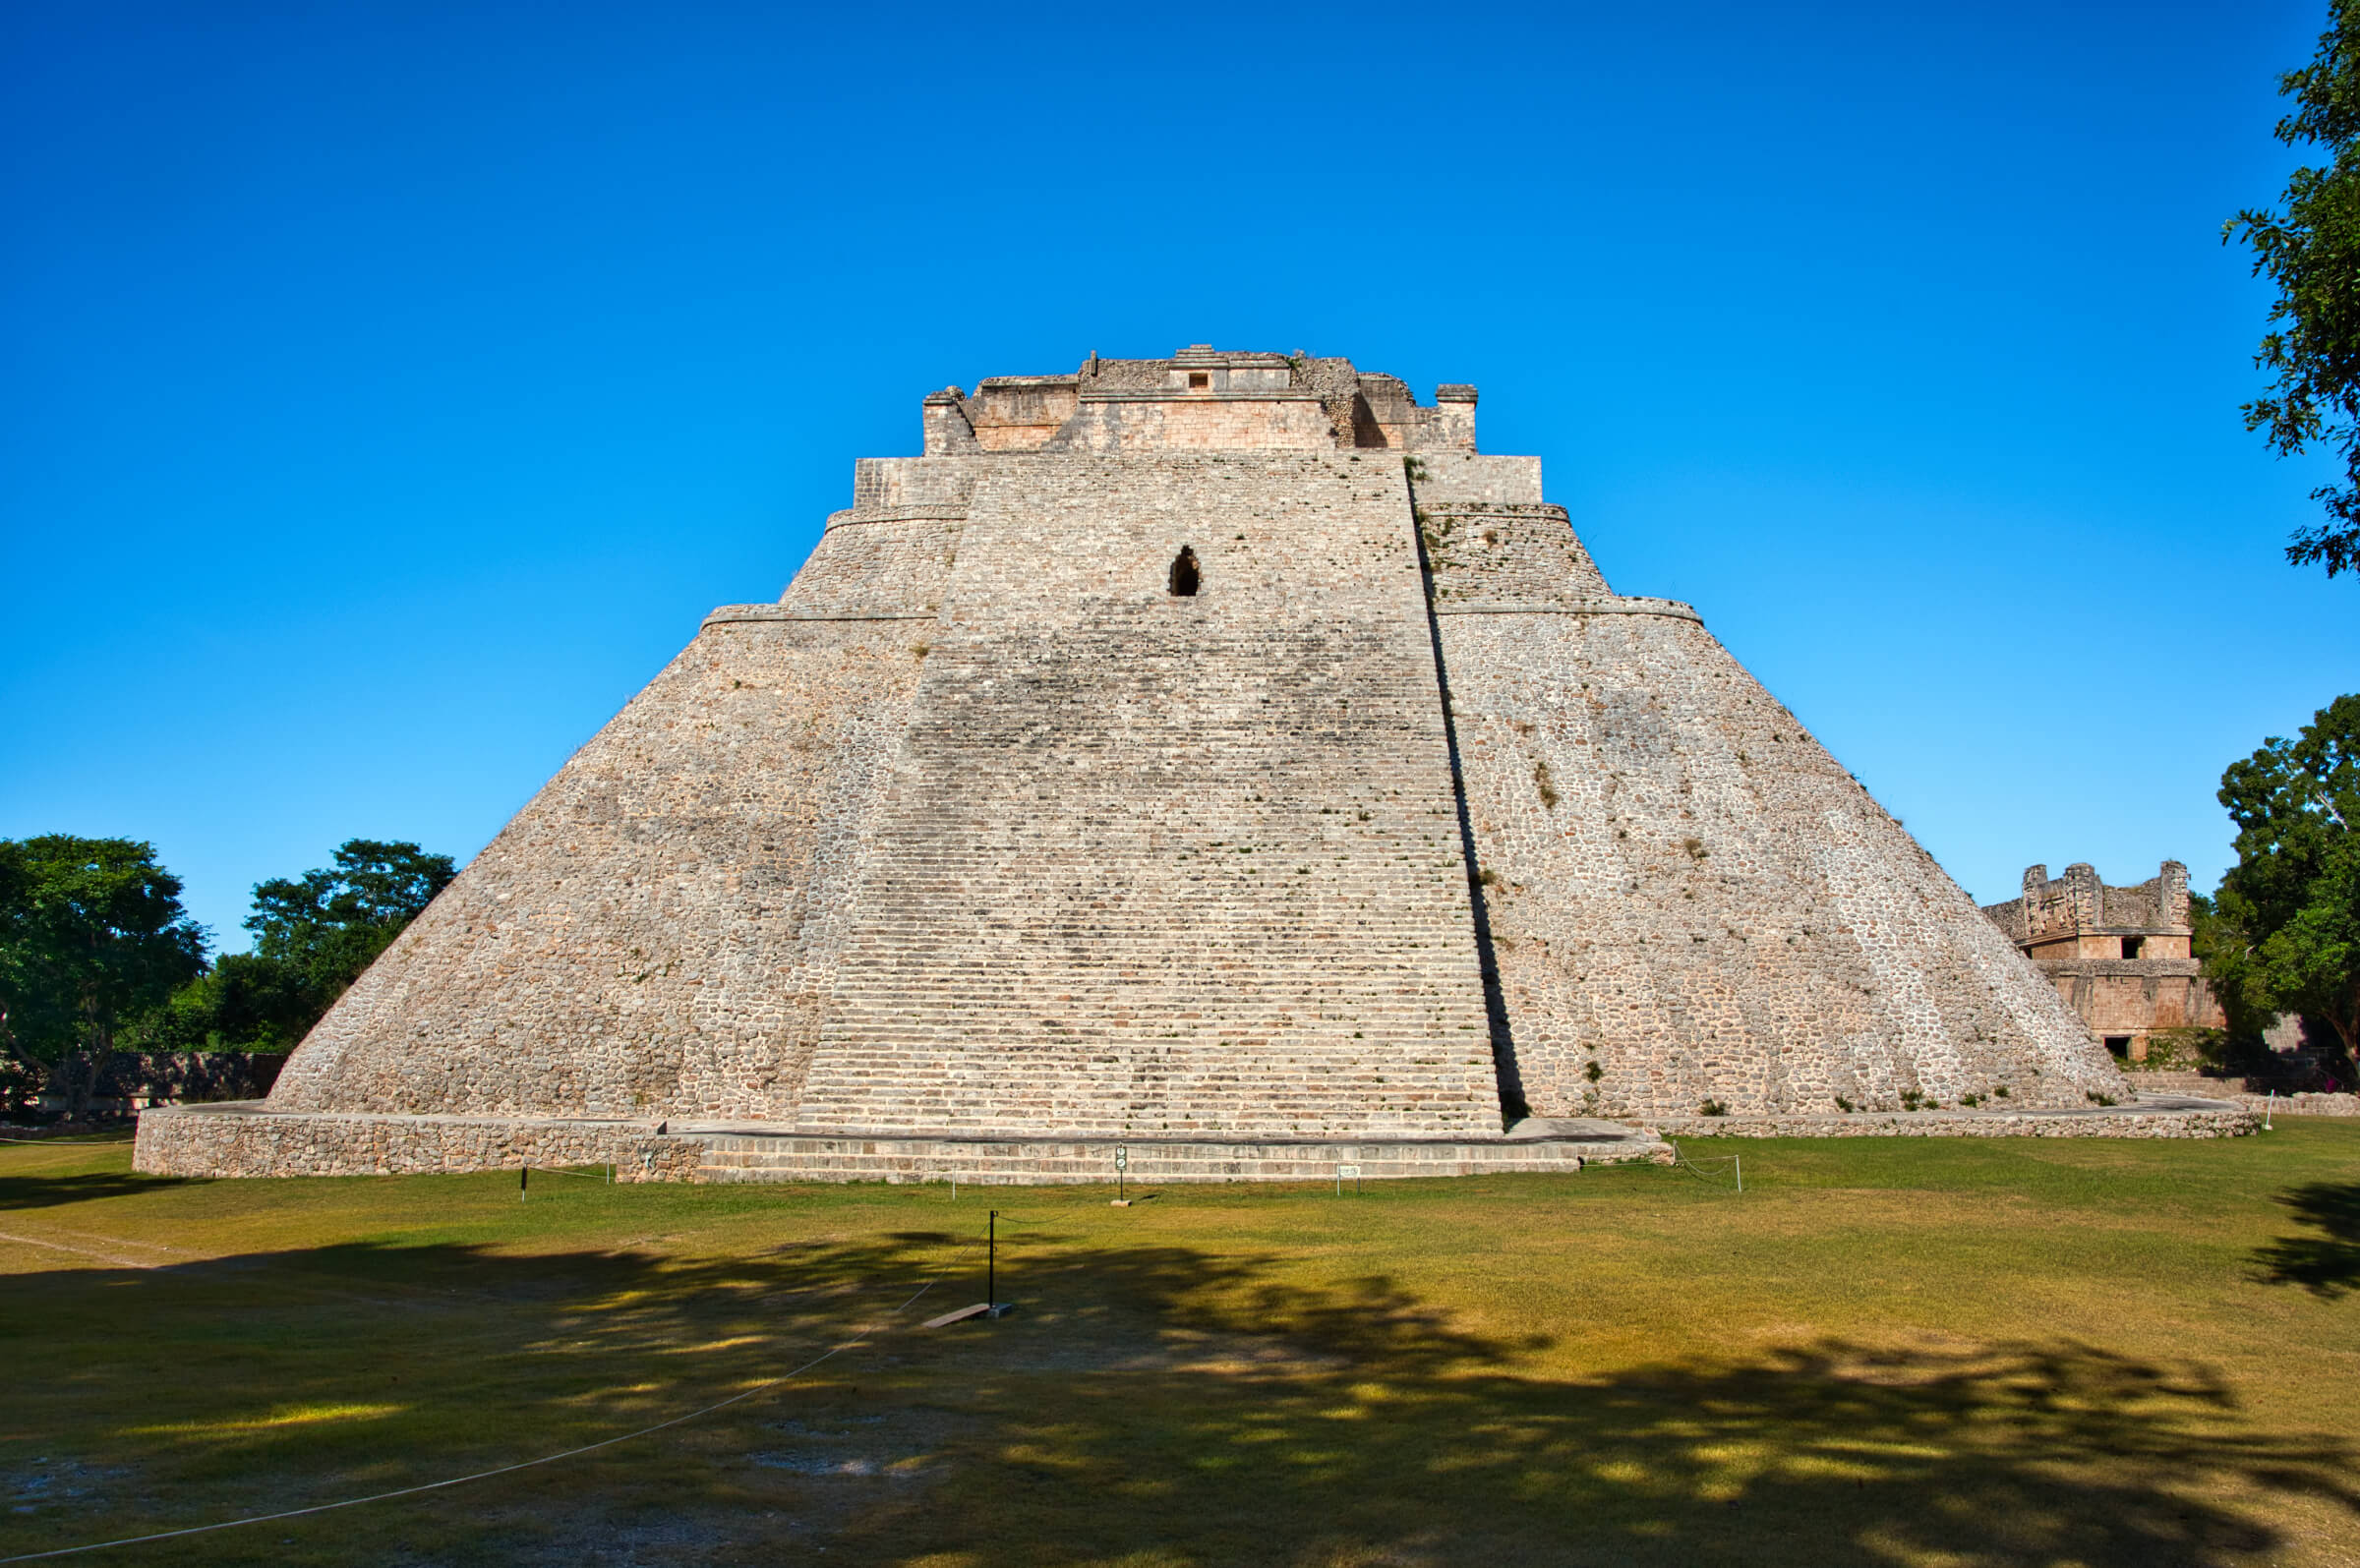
[{"left": 141, "top": 346, "right": 2173, "bottom": 1182}]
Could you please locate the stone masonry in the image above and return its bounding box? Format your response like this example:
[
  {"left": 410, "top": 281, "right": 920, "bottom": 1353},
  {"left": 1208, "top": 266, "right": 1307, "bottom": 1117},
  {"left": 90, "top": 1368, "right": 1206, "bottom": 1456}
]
[
  {"left": 1979, "top": 862, "right": 2223, "bottom": 1062},
  {"left": 139, "top": 346, "right": 2166, "bottom": 1183}
]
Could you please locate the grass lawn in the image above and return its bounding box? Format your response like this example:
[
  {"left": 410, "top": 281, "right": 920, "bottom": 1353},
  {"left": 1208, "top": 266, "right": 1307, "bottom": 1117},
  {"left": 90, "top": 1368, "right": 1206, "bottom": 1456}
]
[{"left": 2, "top": 1126, "right": 2356, "bottom": 1567}]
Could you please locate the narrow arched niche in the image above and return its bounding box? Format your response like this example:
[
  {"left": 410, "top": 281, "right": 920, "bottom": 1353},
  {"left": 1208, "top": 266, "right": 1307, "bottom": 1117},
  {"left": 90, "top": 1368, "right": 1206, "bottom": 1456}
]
[{"left": 1168, "top": 546, "right": 1201, "bottom": 597}]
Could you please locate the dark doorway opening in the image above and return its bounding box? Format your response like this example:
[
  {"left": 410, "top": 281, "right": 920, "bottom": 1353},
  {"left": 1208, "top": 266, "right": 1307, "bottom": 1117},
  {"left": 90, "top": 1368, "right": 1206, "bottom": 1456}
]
[
  {"left": 1169, "top": 546, "right": 1200, "bottom": 597},
  {"left": 2120, "top": 937, "right": 2146, "bottom": 959},
  {"left": 2104, "top": 1036, "right": 2133, "bottom": 1058}
]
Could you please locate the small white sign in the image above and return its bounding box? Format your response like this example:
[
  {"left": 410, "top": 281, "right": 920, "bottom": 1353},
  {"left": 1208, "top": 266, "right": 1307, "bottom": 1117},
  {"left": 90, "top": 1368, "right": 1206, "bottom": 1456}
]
[
  {"left": 1114, "top": 1145, "right": 1129, "bottom": 1170},
  {"left": 1337, "top": 1165, "right": 1360, "bottom": 1179}
]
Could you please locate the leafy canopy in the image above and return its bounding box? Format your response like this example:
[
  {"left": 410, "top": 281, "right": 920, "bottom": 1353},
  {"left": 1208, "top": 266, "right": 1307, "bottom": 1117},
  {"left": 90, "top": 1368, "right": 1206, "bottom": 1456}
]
[
  {"left": 2228, "top": 1, "right": 2360, "bottom": 576},
  {"left": 0, "top": 836, "right": 207, "bottom": 1072},
  {"left": 2197, "top": 694, "right": 2360, "bottom": 1066},
  {"left": 133, "top": 839, "right": 456, "bottom": 1055},
  {"left": 248, "top": 838, "right": 456, "bottom": 996}
]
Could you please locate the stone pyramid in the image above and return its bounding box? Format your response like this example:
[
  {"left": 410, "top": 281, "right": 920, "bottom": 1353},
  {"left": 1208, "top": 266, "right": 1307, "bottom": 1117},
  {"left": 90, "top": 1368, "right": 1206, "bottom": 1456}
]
[{"left": 142, "top": 347, "right": 2168, "bottom": 1183}]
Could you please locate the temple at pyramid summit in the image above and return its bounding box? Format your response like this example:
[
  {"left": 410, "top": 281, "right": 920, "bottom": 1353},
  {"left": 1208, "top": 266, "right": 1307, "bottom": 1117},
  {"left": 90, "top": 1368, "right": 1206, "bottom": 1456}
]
[{"left": 138, "top": 346, "right": 2251, "bottom": 1183}]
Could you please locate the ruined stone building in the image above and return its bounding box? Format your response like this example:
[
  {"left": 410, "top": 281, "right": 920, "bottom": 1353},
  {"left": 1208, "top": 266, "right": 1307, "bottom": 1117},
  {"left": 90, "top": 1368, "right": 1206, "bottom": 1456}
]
[
  {"left": 1979, "top": 862, "right": 2222, "bottom": 1062},
  {"left": 142, "top": 346, "right": 2193, "bottom": 1183}
]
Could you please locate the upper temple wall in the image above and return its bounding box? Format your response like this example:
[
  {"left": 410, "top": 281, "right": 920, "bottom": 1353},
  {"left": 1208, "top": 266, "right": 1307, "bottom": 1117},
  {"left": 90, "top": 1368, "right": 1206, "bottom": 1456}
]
[
  {"left": 920, "top": 347, "right": 1480, "bottom": 456},
  {"left": 1980, "top": 861, "right": 2193, "bottom": 947}
]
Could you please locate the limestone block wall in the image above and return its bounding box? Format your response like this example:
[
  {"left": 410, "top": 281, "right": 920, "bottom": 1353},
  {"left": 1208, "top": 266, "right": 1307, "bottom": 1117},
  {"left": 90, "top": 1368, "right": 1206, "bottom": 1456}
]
[
  {"left": 2061, "top": 968, "right": 2222, "bottom": 1034},
  {"left": 1421, "top": 501, "right": 1608, "bottom": 604},
  {"left": 1043, "top": 396, "right": 1337, "bottom": 454},
  {"left": 853, "top": 456, "right": 980, "bottom": 512},
  {"left": 786, "top": 511, "right": 961, "bottom": 615},
  {"left": 137, "top": 1105, "right": 709, "bottom": 1180},
  {"left": 794, "top": 452, "right": 1503, "bottom": 1139},
  {"left": 1984, "top": 860, "right": 2193, "bottom": 948},
  {"left": 1435, "top": 598, "right": 2128, "bottom": 1119},
  {"left": 969, "top": 377, "right": 1080, "bottom": 449},
  {"left": 1647, "top": 1104, "right": 2256, "bottom": 1138},
  {"left": 1403, "top": 453, "right": 1543, "bottom": 506}
]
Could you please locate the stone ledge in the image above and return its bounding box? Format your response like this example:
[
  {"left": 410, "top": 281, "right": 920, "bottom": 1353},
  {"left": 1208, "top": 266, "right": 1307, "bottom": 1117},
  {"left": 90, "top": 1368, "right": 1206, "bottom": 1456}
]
[
  {"left": 2224, "top": 1091, "right": 2360, "bottom": 1118},
  {"left": 135, "top": 1104, "right": 707, "bottom": 1182},
  {"left": 1077, "top": 389, "right": 1325, "bottom": 404},
  {"left": 133, "top": 1105, "right": 1674, "bottom": 1184},
  {"left": 1432, "top": 596, "right": 1702, "bottom": 623},
  {"left": 1414, "top": 501, "right": 1567, "bottom": 516},
  {"left": 701, "top": 605, "right": 936, "bottom": 628},
  {"left": 1651, "top": 1100, "right": 2259, "bottom": 1139},
  {"left": 823, "top": 505, "right": 971, "bottom": 528},
  {"left": 696, "top": 1127, "right": 1668, "bottom": 1184},
  {"left": 2026, "top": 958, "right": 2204, "bottom": 977}
]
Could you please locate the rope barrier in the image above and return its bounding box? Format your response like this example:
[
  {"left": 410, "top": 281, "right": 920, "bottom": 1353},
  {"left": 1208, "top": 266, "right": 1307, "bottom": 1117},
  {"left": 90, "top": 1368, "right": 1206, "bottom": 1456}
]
[
  {"left": 1664, "top": 1139, "right": 1743, "bottom": 1192},
  {"left": 521, "top": 1163, "right": 615, "bottom": 1182},
  {"left": 0, "top": 1273, "right": 942, "bottom": 1563},
  {"left": 0, "top": 1136, "right": 134, "bottom": 1146}
]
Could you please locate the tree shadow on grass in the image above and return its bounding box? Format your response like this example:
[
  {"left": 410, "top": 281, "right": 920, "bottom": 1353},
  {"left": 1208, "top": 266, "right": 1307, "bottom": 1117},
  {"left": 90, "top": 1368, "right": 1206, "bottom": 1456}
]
[
  {"left": 0, "top": 1169, "right": 188, "bottom": 1211},
  {"left": 1, "top": 1225, "right": 2353, "bottom": 1566},
  {"left": 2250, "top": 1181, "right": 2360, "bottom": 1298}
]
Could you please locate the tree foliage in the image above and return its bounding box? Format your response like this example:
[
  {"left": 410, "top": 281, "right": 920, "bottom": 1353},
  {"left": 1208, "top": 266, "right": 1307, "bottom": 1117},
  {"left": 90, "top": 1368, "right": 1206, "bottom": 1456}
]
[
  {"left": 2196, "top": 695, "right": 2360, "bottom": 1073},
  {"left": 144, "top": 839, "right": 457, "bottom": 1054},
  {"left": 2226, "top": 0, "right": 2360, "bottom": 577},
  {"left": 0, "top": 837, "right": 208, "bottom": 1117},
  {"left": 248, "top": 839, "right": 455, "bottom": 999}
]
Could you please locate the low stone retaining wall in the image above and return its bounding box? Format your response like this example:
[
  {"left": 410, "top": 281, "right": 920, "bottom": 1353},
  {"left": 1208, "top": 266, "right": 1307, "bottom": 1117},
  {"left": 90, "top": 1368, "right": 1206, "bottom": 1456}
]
[
  {"left": 697, "top": 1129, "right": 1668, "bottom": 1184},
  {"left": 2227, "top": 1091, "right": 2360, "bottom": 1117},
  {"left": 2124, "top": 1073, "right": 2360, "bottom": 1116},
  {"left": 138, "top": 1096, "right": 2273, "bottom": 1183},
  {"left": 136, "top": 1104, "right": 1671, "bottom": 1183},
  {"left": 1651, "top": 1101, "right": 2259, "bottom": 1139},
  {"left": 135, "top": 1104, "right": 708, "bottom": 1181}
]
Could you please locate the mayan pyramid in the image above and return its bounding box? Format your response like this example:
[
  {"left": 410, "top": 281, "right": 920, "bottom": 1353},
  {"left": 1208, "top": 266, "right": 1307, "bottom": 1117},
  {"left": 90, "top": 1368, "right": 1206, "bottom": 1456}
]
[{"left": 140, "top": 346, "right": 2149, "bottom": 1183}]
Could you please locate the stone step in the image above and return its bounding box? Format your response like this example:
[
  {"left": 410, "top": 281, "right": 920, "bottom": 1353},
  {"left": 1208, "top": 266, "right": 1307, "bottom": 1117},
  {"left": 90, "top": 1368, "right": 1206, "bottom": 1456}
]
[
  {"left": 2121, "top": 1070, "right": 2236, "bottom": 1095},
  {"left": 789, "top": 455, "right": 1504, "bottom": 1140},
  {"left": 688, "top": 1127, "right": 1668, "bottom": 1184}
]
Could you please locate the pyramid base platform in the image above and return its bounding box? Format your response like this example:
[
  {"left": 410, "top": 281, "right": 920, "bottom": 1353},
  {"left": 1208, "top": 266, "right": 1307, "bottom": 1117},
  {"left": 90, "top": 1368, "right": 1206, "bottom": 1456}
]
[
  {"left": 133, "top": 1096, "right": 2261, "bottom": 1185},
  {"left": 1646, "top": 1096, "right": 2260, "bottom": 1139},
  {"left": 131, "top": 1104, "right": 1672, "bottom": 1184}
]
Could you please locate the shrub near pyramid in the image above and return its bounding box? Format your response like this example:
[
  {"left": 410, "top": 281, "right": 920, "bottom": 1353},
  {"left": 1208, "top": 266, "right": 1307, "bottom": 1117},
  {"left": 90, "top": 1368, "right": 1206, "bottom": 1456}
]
[{"left": 138, "top": 348, "right": 2246, "bottom": 1185}]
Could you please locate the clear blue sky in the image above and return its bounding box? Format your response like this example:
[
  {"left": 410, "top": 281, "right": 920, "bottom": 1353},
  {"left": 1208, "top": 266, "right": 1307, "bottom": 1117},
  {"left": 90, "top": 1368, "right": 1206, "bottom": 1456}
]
[{"left": 3, "top": 0, "right": 2350, "bottom": 953}]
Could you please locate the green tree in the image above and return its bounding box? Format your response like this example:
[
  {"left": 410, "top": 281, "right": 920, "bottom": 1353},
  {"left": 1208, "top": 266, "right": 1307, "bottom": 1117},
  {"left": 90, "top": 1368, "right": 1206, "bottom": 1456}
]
[
  {"left": 250, "top": 839, "right": 454, "bottom": 989},
  {"left": 2196, "top": 695, "right": 2360, "bottom": 1077},
  {"left": 0, "top": 837, "right": 207, "bottom": 1120},
  {"left": 120, "top": 839, "right": 457, "bottom": 1057},
  {"left": 132, "top": 950, "right": 317, "bottom": 1055},
  {"left": 119, "top": 839, "right": 456, "bottom": 1058},
  {"left": 2226, "top": 0, "right": 2360, "bottom": 577}
]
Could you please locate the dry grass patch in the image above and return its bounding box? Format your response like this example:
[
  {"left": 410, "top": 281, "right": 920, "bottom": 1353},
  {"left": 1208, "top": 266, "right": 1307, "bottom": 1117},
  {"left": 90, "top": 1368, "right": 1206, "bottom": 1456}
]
[{"left": 0, "top": 1126, "right": 2355, "bottom": 1565}]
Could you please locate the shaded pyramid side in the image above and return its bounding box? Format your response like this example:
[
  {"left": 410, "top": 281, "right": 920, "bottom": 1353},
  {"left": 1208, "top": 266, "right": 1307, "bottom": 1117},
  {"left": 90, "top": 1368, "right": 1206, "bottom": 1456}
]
[
  {"left": 266, "top": 523, "right": 947, "bottom": 1122},
  {"left": 1425, "top": 505, "right": 2127, "bottom": 1118}
]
